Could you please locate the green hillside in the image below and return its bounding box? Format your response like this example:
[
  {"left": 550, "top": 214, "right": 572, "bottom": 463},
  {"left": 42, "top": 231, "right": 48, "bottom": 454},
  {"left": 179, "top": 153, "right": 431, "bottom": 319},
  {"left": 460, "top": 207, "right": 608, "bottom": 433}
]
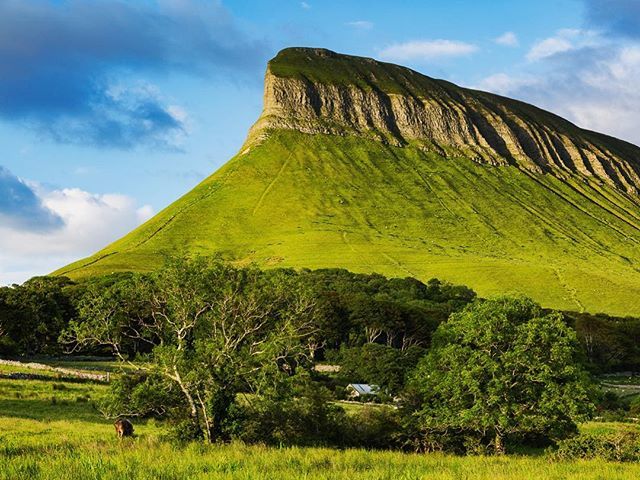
[{"left": 56, "top": 48, "right": 640, "bottom": 316}]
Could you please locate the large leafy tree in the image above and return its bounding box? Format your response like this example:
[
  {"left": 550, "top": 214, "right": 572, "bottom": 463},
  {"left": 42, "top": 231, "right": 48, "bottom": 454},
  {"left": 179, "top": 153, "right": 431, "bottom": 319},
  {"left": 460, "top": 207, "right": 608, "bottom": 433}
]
[
  {"left": 66, "top": 258, "right": 319, "bottom": 442},
  {"left": 409, "top": 296, "right": 594, "bottom": 454}
]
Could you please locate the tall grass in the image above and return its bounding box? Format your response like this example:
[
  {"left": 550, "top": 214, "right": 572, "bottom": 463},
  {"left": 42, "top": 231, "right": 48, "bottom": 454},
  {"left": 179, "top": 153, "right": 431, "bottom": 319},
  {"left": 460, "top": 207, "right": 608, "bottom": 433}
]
[
  {"left": 2, "top": 431, "right": 640, "bottom": 480},
  {"left": 2, "top": 373, "right": 640, "bottom": 479}
]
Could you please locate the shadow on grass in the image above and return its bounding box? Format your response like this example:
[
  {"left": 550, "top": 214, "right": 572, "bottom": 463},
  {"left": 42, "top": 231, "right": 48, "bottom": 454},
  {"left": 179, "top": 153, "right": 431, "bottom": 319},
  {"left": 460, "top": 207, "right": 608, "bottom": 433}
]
[
  {"left": 0, "top": 398, "right": 110, "bottom": 423},
  {"left": 0, "top": 373, "right": 108, "bottom": 385},
  {"left": 0, "top": 441, "right": 78, "bottom": 458}
]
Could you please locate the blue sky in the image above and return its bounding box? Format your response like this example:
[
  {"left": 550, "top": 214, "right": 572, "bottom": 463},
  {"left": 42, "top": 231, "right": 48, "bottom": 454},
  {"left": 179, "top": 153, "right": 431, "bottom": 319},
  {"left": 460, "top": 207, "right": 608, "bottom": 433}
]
[{"left": 2, "top": 0, "right": 640, "bottom": 284}]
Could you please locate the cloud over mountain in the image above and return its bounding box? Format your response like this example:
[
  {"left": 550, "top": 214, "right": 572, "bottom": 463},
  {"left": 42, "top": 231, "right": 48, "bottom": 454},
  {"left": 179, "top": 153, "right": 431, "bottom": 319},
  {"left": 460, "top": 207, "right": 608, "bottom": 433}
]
[
  {"left": 379, "top": 40, "right": 478, "bottom": 62},
  {"left": 477, "top": 25, "right": 640, "bottom": 147}
]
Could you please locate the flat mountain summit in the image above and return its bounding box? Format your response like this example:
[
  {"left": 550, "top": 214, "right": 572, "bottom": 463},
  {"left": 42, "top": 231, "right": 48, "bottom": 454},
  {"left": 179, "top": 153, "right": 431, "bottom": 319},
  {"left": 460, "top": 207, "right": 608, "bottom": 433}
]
[
  {"left": 57, "top": 47, "right": 640, "bottom": 315},
  {"left": 256, "top": 48, "right": 640, "bottom": 193}
]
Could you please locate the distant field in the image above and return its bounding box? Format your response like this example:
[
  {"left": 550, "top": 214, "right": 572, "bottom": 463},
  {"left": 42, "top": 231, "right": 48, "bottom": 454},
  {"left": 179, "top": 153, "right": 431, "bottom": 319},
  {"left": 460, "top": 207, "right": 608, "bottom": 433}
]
[
  {"left": 57, "top": 131, "right": 640, "bottom": 317},
  {"left": 2, "top": 361, "right": 640, "bottom": 479}
]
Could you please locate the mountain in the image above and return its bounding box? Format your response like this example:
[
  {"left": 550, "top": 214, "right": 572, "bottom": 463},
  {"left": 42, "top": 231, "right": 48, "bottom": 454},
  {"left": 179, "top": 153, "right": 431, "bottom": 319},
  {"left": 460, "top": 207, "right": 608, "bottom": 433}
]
[{"left": 56, "top": 47, "right": 640, "bottom": 316}]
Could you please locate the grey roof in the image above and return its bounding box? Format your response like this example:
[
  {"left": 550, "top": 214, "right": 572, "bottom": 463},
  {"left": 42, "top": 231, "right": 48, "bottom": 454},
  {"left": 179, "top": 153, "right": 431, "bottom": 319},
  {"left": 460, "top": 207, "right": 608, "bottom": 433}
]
[{"left": 348, "top": 383, "right": 379, "bottom": 395}]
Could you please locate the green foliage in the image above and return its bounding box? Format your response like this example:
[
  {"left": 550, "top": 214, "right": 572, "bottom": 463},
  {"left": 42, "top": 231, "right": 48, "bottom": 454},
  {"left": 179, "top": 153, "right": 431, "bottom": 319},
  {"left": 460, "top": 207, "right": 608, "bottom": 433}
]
[
  {"left": 629, "top": 396, "right": 640, "bottom": 417},
  {"left": 65, "top": 273, "right": 153, "bottom": 357},
  {"left": 552, "top": 432, "right": 640, "bottom": 462},
  {"left": 301, "top": 269, "right": 472, "bottom": 351},
  {"left": 99, "top": 372, "right": 183, "bottom": 420},
  {"left": 230, "top": 378, "right": 347, "bottom": 447},
  {"left": 343, "top": 405, "right": 402, "bottom": 449},
  {"left": 0, "top": 276, "right": 76, "bottom": 355},
  {"left": 336, "top": 343, "right": 424, "bottom": 394},
  {"left": 65, "top": 257, "right": 320, "bottom": 443},
  {"left": 409, "top": 297, "right": 595, "bottom": 454},
  {"left": 568, "top": 311, "right": 640, "bottom": 372}
]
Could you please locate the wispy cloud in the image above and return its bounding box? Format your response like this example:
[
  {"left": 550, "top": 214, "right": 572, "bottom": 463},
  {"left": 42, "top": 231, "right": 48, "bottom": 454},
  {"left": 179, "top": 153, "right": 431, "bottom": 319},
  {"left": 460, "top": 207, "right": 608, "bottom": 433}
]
[
  {"left": 475, "top": 73, "right": 541, "bottom": 95},
  {"left": 527, "top": 37, "right": 573, "bottom": 61},
  {"left": 479, "top": 31, "right": 640, "bottom": 146},
  {"left": 379, "top": 40, "right": 478, "bottom": 62},
  {"left": 0, "top": 0, "right": 267, "bottom": 150},
  {"left": 301, "top": 2, "right": 311, "bottom": 9},
  {"left": 494, "top": 32, "right": 519, "bottom": 47},
  {"left": 526, "top": 29, "right": 598, "bottom": 62},
  {"left": 346, "top": 20, "right": 374, "bottom": 31}
]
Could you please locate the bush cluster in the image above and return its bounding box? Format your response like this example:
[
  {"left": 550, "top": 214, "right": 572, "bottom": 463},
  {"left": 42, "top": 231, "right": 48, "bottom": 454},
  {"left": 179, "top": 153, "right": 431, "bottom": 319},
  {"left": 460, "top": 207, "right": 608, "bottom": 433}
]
[{"left": 551, "top": 432, "right": 640, "bottom": 462}]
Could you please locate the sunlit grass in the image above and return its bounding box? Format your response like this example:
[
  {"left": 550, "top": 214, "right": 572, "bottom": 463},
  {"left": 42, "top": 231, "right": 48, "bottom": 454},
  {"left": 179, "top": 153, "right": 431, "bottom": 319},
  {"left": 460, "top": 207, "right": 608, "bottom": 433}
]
[
  {"left": 57, "top": 131, "right": 640, "bottom": 317},
  {"left": 2, "top": 371, "right": 640, "bottom": 479}
]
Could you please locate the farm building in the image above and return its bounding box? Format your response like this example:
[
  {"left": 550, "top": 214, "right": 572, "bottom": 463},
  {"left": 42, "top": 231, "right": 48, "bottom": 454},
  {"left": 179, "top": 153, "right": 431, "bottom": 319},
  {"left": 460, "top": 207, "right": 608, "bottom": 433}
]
[{"left": 346, "top": 383, "right": 379, "bottom": 399}]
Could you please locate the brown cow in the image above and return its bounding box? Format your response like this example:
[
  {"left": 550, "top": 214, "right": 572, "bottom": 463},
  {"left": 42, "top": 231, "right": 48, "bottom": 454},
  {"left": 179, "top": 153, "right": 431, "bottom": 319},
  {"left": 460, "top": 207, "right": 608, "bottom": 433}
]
[{"left": 114, "top": 418, "right": 134, "bottom": 438}]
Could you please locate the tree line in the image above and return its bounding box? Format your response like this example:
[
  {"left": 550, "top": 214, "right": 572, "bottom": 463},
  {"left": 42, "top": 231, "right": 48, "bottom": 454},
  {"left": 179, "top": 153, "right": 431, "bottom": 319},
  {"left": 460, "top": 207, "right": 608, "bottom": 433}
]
[
  {"left": 0, "top": 257, "right": 635, "bottom": 453},
  {"left": 1, "top": 262, "right": 637, "bottom": 374}
]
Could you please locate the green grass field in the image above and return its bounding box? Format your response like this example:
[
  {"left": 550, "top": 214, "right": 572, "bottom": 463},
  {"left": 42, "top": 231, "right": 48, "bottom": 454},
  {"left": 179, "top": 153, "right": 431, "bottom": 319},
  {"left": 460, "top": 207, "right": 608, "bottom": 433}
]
[
  {"left": 2, "top": 362, "right": 640, "bottom": 479},
  {"left": 57, "top": 130, "right": 640, "bottom": 316}
]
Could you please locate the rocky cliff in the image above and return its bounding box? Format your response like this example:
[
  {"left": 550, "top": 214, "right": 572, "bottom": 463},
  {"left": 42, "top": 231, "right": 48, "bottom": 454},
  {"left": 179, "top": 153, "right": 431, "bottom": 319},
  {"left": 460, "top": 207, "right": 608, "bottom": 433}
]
[{"left": 249, "top": 47, "right": 640, "bottom": 195}]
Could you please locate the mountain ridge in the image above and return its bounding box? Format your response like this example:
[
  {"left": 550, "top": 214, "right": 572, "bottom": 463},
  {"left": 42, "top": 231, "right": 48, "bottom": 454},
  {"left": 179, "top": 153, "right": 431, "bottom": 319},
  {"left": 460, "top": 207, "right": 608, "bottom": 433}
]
[
  {"left": 56, "top": 47, "right": 640, "bottom": 316},
  {"left": 249, "top": 47, "right": 640, "bottom": 195}
]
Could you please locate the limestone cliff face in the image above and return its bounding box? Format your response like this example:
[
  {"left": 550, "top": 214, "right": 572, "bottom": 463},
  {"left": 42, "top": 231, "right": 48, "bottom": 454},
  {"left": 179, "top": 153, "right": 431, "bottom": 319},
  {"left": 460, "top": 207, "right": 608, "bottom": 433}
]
[{"left": 248, "top": 47, "right": 640, "bottom": 195}]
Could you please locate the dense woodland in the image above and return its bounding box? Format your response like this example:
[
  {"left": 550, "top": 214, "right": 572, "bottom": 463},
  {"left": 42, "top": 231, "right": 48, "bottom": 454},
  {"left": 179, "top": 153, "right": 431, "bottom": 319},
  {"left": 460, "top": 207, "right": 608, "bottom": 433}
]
[
  {"left": 0, "top": 258, "right": 638, "bottom": 454},
  {"left": 1, "top": 265, "right": 637, "bottom": 374}
]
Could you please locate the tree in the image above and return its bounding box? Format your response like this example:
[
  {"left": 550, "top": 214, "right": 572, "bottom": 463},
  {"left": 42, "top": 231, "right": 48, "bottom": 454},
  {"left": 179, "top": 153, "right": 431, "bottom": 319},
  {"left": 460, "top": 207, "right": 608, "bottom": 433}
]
[
  {"left": 570, "top": 312, "right": 640, "bottom": 373},
  {"left": 65, "top": 258, "right": 319, "bottom": 442},
  {"left": 338, "top": 343, "right": 425, "bottom": 395},
  {"left": 409, "top": 296, "right": 594, "bottom": 454},
  {"left": 0, "top": 276, "right": 76, "bottom": 355},
  {"left": 66, "top": 273, "right": 154, "bottom": 357}
]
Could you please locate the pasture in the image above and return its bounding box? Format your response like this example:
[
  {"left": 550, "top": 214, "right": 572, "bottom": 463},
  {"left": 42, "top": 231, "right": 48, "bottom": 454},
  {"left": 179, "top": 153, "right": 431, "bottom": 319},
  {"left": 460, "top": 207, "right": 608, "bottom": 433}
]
[{"left": 2, "top": 361, "right": 640, "bottom": 479}]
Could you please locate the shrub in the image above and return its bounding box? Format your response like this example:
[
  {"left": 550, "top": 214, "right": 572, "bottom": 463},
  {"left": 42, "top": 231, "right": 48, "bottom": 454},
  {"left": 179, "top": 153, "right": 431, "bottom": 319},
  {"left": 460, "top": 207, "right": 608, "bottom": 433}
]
[
  {"left": 628, "top": 396, "right": 640, "bottom": 417},
  {"left": 551, "top": 432, "right": 640, "bottom": 462},
  {"left": 99, "top": 372, "right": 183, "bottom": 419},
  {"left": 229, "top": 386, "right": 347, "bottom": 447},
  {"left": 0, "top": 335, "right": 18, "bottom": 356},
  {"left": 343, "top": 406, "right": 402, "bottom": 449}
]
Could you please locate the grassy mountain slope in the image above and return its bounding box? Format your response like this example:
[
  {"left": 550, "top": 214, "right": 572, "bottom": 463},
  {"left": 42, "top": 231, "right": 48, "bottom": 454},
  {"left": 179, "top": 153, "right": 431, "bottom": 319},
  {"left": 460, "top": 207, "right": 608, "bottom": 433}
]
[{"left": 56, "top": 48, "right": 640, "bottom": 316}]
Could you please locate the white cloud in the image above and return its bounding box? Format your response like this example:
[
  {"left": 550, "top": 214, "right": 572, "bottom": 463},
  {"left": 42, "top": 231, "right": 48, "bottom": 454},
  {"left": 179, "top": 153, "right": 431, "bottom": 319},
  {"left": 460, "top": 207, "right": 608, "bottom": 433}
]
[
  {"left": 346, "top": 20, "right": 374, "bottom": 30},
  {"left": 559, "top": 45, "right": 640, "bottom": 141},
  {"left": 526, "top": 29, "right": 599, "bottom": 61},
  {"left": 379, "top": 40, "right": 478, "bottom": 62},
  {"left": 478, "top": 39, "right": 640, "bottom": 146},
  {"left": 475, "top": 73, "right": 541, "bottom": 95},
  {"left": 494, "top": 31, "right": 519, "bottom": 47},
  {"left": 527, "top": 37, "right": 573, "bottom": 61},
  {"left": 0, "top": 184, "right": 153, "bottom": 285},
  {"left": 300, "top": 2, "right": 311, "bottom": 9}
]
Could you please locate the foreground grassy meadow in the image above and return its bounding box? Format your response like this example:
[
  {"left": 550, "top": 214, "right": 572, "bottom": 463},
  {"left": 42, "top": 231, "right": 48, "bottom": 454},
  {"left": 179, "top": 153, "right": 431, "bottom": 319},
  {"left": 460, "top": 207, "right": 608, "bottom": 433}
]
[{"left": 2, "top": 362, "right": 640, "bottom": 479}]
